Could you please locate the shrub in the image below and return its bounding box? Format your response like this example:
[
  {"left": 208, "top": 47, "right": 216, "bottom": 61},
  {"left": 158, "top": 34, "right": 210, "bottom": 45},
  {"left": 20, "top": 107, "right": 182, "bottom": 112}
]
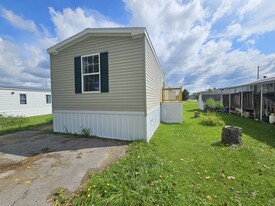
[
  {"left": 80, "top": 127, "right": 91, "bottom": 137},
  {"left": 205, "top": 98, "right": 224, "bottom": 112},
  {"left": 200, "top": 113, "right": 224, "bottom": 126},
  {"left": 216, "top": 101, "right": 224, "bottom": 111}
]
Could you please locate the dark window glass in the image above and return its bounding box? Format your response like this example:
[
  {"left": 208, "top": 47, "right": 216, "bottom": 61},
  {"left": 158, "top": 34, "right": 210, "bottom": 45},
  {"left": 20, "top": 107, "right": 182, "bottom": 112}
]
[
  {"left": 46, "top": 95, "right": 51, "bottom": 104},
  {"left": 20, "top": 94, "right": 27, "bottom": 104},
  {"left": 83, "top": 75, "right": 99, "bottom": 92},
  {"left": 94, "top": 64, "right": 99, "bottom": 73}
]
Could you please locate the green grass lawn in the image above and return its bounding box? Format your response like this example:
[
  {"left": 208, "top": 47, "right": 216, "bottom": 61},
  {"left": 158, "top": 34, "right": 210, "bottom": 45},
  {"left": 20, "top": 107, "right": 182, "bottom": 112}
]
[
  {"left": 58, "top": 102, "right": 275, "bottom": 206},
  {"left": 0, "top": 114, "right": 52, "bottom": 135}
]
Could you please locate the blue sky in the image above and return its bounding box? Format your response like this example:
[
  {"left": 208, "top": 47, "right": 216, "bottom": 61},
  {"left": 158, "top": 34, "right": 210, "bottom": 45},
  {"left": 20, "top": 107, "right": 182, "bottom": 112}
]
[{"left": 0, "top": 0, "right": 275, "bottom": 92}]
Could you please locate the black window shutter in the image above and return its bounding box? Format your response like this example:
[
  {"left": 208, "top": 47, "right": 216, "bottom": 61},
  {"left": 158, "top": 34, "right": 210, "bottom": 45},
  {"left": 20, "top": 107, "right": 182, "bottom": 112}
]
[
  {"left": 100, "top": 52, "right": 109, "bottom": 92},
  {"left": 74, "top": 56, "right": 82, "bottom": 93}
]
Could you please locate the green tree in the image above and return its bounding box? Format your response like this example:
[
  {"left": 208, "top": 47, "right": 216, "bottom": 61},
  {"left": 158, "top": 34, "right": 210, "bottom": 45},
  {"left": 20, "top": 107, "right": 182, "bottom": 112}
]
[
  {"left": 182, "top": 89, "right": 189, "bottom": 101},
  {"left": 190, "top": 92, "right": 200, "bottom": 100}
]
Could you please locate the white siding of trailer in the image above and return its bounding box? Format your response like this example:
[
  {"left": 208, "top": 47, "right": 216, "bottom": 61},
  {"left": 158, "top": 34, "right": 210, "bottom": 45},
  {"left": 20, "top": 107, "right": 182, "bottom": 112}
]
[
  {"left": 53, "top": 110, "right": 145, "bottom": 141},
  {"left": 0, "top": 89, "right": 52, "bottom": 117}
]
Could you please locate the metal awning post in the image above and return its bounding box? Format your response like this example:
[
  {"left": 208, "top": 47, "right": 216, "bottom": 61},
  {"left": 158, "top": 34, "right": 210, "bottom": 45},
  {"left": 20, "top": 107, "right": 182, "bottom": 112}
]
[
  {"left": 220, "top": 90, "right": 223, "bottom": 105},
  {"left": 241, "top": 87, "right": 243, "bottom": 117},
  {"left": 260, "top": 84, "right": 263, "bottom": 121},
  {"left": 229, "top": 91, "right": 231, "bottom": 112}
]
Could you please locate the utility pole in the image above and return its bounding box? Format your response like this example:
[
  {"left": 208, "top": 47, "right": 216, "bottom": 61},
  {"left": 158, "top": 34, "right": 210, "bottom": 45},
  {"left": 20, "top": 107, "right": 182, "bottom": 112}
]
[
  {"left": 45, "top": 78, "right": 48, "bottom": 89},
  {"left": 257, "top": 66, "right": 259, "bottom": 79}
]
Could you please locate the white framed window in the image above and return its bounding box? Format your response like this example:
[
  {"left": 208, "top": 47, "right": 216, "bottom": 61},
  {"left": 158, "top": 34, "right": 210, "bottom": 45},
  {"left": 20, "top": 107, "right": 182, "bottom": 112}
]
[
  {"left": 20, "top": 94, "right": 27, "bottom": 105},
  {"left": 46, "top": 95, "right": 52, "bottom": 104},
  {"left": 82, "top": 54, "right": 100, "bottom": 92}
]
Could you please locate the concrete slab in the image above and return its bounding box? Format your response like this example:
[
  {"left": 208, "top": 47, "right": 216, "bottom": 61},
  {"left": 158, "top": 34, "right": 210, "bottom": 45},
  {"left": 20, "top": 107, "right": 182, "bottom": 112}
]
[{"left": 0, "top": 128, "right": 128, "bottom": 206}]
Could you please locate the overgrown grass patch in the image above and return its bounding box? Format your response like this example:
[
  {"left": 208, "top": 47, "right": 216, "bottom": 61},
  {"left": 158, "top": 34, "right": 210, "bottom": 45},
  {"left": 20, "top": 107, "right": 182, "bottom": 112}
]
[
  {"left": 65, "top": 102, "right": 275, "bottom": 206},
  {"left": 0, "top": 114, "right": 52, "bottom": 135},
  {"left": 200, "top": 112, "right": 225, "bottom": 126},
  {"left": 0, "top": 116, "right": 29, "bottom": 129},
  {"left": 65, "top": 142, "right": 178, "bottom": 206}
]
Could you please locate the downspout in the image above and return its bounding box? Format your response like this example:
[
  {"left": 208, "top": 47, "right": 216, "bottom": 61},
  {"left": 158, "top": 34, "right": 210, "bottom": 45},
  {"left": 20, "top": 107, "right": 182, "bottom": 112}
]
[{"left": 260, "top": 84, "right": 263, "bottom": 121}]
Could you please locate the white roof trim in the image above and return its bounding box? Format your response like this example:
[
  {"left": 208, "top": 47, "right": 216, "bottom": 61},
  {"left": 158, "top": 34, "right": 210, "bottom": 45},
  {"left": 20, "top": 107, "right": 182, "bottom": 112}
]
[{"left": 47, "top": 27, "right": 146, "bottom": 54}]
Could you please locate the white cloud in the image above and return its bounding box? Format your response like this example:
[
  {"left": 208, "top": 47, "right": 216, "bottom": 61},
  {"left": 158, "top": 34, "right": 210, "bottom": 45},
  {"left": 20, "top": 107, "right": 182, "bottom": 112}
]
[
  {"left": 210, "top": 0, "right": 234, "bottom": 24},
  {"left": 125, "top": 0, "right": 209, "bottom": 62},
  {"left": 238, "top": 0, "right": 262, "bottom": 19},
  {"left": 0, "top": 37, "right": 48, "bottom": 87},
  {"left": 218, "top": 0, "right": 275, "bottom": 41},
  {"left": 49, "top": 7, "right": 122, "bottom": 41},
  {"left": 1, "top": 1, "right": 275, "bottom": 92},
  {"left": 0, "top": 6, "right": 122, "bottom": 87},
  {"left": 1, "top": 8, "right": 38, "bottom": 33},
  {"left": 124, "top": 0, "right": 275, "bottom": 91}
]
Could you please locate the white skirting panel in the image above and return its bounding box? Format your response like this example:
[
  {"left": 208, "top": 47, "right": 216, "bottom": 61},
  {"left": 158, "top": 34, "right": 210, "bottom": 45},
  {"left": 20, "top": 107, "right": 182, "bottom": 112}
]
[
  {"left": 0, "top": 107, "right": 52, "bottom": 117},
  {"left": 146, "top": 106, "right": 160, "bottom": 141},
  {"left": 161, "top": 102, "right": 183, "bottom": 123},
  {"left": 53, "top": 110, "right": 146, "bottom": 141}
]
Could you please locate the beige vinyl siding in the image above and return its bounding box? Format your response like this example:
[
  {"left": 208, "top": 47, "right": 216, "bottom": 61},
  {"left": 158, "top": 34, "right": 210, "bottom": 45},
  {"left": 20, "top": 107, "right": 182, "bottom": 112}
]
[
  {"left": 145, "top": 38, "right": 164, "bottom": 112},
  {"left": 50, "top": 36, "right": 146, "bottom": 112}
]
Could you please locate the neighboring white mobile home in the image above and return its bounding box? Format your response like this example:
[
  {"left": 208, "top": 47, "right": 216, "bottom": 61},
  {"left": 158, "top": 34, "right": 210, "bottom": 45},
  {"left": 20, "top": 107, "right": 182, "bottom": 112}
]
[
  {"left": 48, "top": 27, "right": 167, "bottom": 141},
  {"left": 0, "top": 86, "right": 52, "bottom": 117}
]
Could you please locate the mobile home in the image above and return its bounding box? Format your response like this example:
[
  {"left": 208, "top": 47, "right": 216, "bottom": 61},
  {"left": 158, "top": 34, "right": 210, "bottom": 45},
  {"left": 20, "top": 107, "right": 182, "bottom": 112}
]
[
  {"left": 0, "top": 86, "right": 52, "bottom": 117},
  {"left": 47, "top": 27, "right": 175, "bottom": 141}
]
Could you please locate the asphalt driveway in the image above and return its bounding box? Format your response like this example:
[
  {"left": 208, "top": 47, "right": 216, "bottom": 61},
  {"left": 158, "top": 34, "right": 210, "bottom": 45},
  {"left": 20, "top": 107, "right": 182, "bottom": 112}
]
[{"left": 0, "top": 126, "right": 128, "bottom": 206}]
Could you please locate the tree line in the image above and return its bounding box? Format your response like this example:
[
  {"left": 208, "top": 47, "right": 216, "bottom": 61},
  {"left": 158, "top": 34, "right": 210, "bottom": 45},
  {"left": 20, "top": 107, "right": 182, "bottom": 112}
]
[{"left": 182, "top": 88, "right": 216, "bottom": 101}]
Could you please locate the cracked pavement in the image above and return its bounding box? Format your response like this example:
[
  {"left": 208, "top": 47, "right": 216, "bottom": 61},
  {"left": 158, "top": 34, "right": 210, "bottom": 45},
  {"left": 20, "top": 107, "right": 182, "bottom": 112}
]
[{"left": 0, "top": 127, "right": 128, "bottom": 206}]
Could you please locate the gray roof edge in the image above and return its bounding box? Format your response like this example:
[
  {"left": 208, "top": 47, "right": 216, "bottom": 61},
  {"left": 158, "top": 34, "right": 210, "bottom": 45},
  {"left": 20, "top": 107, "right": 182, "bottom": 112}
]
[
  {"left": 0, "top": 85, "right": 51, "bottom": 92},
  {"left": 219, "top": 76, "right": 275, "bottom": 90}
]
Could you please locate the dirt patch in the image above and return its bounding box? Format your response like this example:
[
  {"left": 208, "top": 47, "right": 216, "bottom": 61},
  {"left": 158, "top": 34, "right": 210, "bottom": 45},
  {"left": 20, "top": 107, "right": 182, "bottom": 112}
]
[
  {"left": 31, "top": 123, "right": 53, "bottom": 131},
  {"left": 0, "top": 153, "right": 61, "bottom": 173}
]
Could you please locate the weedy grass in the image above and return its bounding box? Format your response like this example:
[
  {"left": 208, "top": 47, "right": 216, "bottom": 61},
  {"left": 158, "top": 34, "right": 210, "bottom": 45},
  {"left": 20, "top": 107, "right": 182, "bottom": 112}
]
[
  {"left": 0, "top": 114, "right": 52, "bottom": 135},
  {"left": 68, "top": 142, "right": 178, "bottom": 206},
  {"left": 62, "top": 102, "right": 275, "bottom": 206}
]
